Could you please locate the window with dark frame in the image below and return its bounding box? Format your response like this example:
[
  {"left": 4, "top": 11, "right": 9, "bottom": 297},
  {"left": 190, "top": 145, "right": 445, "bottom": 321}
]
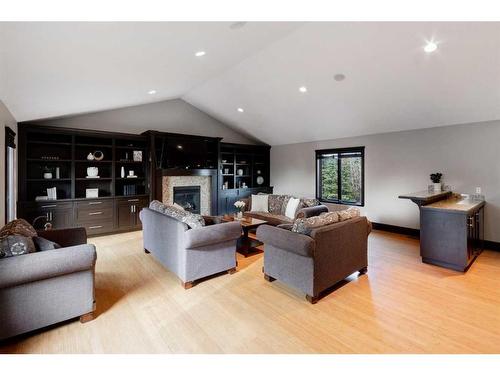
[{"left": 316, "top": 146, "right": 365, "bottom": 206}]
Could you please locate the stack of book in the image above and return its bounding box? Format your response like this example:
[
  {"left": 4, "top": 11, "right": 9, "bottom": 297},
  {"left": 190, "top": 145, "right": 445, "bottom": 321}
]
[
  {"left": 123, "top": 185, "right": 137, "bottom": 196},
  {"left": 46, "top": 187, "right": 57, "bottom": 200}
]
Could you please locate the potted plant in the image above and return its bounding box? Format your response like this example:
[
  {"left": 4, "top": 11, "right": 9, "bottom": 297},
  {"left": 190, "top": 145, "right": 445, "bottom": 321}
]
[
  {"left": 234, "top": 200, "right": 246, "bottom": 220},
  {"left": 430, "top": 172, "right": 443, "bottom": 192}
]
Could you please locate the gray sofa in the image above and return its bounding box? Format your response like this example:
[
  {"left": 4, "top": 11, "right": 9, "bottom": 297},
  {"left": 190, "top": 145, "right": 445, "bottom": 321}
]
[
  {"left": 0, "top": 228, "right": 96, "bottom": 340},
  {"left": 257, "top": 216, "right": 371, "bottom": 303},
  {"left": 140, "top": 207, "right": 242, "bottom": 288}
]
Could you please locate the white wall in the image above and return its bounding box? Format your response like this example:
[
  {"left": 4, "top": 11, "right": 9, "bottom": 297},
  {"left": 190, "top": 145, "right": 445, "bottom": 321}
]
[
  {"left": 27, "top": 98, "right": 260, "bottom": 145},
  {"left": 271, "top": 120, "right": 500, "bottom": 242},
  {"left": 0, "top": 100, "right": 17, "bottom": 226}
]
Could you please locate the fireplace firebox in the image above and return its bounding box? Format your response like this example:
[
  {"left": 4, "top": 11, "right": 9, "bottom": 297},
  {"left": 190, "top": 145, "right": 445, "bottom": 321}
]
[{"left": 173, "top": 186, "right": 201, "bottom": 214}]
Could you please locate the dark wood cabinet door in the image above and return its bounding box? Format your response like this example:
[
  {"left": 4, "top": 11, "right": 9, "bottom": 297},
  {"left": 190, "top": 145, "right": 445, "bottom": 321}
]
[
  {"left": 20, "top": 202, "right": 74, "bottom": 230},
  {"left": 133, "top": 199, "right": 148, "bottom": 228},
  {"left": 50, "top": 207, "right": 74, "bottom": 229},
  {"left": 218, "top": 191, "right": 238, "bottom": 215},
  {"left": 117, "top": 201, "right": 135, "bottom": 229}
]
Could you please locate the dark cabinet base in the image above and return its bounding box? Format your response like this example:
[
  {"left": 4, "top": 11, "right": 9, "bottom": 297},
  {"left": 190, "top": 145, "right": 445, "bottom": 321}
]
[
  {"left": 420, "top": 205, "right": 484, "bottom": 272},
  {"left": 218, "top": 187, "right": 273, "bottom": 215},
  {"left": 422, "top": 256, "right": 479, "bottom": 272},
  {"left": 18, "top": 195, "right": 149, "bottom": 236}
]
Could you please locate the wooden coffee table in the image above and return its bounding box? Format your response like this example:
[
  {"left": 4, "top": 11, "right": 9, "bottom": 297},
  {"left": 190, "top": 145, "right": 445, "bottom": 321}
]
[{"left": 222, "top": 215, "right": 268, "bottom": 257}]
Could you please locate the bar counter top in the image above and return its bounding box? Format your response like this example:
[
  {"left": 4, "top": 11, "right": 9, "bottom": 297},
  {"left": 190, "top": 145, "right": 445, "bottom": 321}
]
[
  {"left": 398, "top": 190, "right": 452, "bottom": 206},
  {"left": 420, "top": 194, "right": 485, "bottom": 214}
]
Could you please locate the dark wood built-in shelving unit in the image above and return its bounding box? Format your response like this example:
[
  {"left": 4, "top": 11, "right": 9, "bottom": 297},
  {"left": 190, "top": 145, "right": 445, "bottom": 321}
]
[
  {"left": 218, "top": 143, "right": 272, "bottom": 215},
  {"left": 17, "top": 125, "right": 273, "bottom": 233},
  {"left": 17, "top": 125, "right": 150, "bottom": 235}
]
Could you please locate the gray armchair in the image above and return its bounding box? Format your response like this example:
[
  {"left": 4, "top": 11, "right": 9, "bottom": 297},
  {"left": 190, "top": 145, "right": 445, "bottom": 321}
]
[
  {"left": 140, "top": 208, "right": 242, "bottom": 288},
  {"left": 257, "top": 216, "right": 371, "bottom": 303},
  {"left": 0, "top": 228, "right": 96, "bottom": 340}
]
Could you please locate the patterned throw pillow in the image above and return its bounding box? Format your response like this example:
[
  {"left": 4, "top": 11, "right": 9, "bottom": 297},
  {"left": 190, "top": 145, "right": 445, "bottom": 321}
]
[
  {"left": 149, "top": 200, "right": 167, "bottom": 213},
  {"left": 0, "top": 218, "right": 38, "bottom": 238},
  {"left": 181, "top": 213, "right": 205, "bottom": 229},
  {"left": 292, "top": 210, "right": 341, "bottom": 236},
  {"left": 337, "top": 207, "right": 361, "bottom": 221},
  {"left": 163, "top": 204, "right": 189, "bottom": 220},
  {"left": 319, "top": 211, "right": 340, "bottom": 223},
  {"left": 301, "top": 198, "right": 320, "bottom": 207},
  {"left": 0, "top": 235, "right": 36, "bottom": 258},
  {"left": 269, "top": 195, "right": 290, "bottom": 215},
  {"left": 152, "top": 201, "right": 205, "bottom": 229}
]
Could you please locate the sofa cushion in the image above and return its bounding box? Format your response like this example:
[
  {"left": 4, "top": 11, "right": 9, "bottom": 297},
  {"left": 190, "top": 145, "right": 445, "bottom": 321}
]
[
  {"left": 276, "top": 223, "right": 294, "bottom": 231},
  {"left": 0, "top": 235, "right": 36, "bottom": 258},
  {"left": 250, "top": 194, "right": 269, "bottom": 212},
  {"left": 33, "top": 236, "right": 61, "bottom": 251},
  {"left": 0, "top": 218, "right": 38, "bottom": 238},
  {"left": 245, "top": 212, "right": 293, "bottom": 226}
]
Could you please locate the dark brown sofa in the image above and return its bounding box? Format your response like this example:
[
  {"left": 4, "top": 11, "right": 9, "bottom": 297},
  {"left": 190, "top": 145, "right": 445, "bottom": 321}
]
[
  {"left": 257, "top": 216, "right": 371, "bottom": 303},
  {"left": 241, "top": 194, "right": 329, "bottom": 226}
]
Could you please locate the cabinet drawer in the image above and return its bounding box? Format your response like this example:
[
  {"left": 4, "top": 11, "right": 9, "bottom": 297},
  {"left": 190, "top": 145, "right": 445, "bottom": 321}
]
[
  {"left": 75, "top": 199, "right": 113, "bottom": 209},
  {"left": 23, "top": 201, "right": 74, "bottom": 210},
  {"left": 116, "top": 197, "right": 148, "bottom": 205},
  {"left": 76, "top": 206, "right": 114, "bottom": 222},
  {"left": 80, "top": 220, "right": 114, "bottom": 236}
]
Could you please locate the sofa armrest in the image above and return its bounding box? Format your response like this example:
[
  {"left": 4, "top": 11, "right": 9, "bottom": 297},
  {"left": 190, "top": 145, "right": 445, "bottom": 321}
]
[
  {"left": 0, "top": 244, "right": 96, "bottom": 289},
  {"left": 184, "top": 221, "right": 241, "bottom": 249},
  {"left": 295, "top": 204, "right": 329, "bottom": 219},
  {"left": 37, "top": 227, "right": 87, "bottom": 247},
  {"left": 257, "top": 224, "right": 315, "bottom": 257},
  {"left": 202, "top": 215, "right": 223, "bottom": 225}
]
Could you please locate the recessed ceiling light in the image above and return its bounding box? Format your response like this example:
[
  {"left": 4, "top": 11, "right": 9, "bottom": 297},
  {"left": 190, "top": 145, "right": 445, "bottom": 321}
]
[
  {"left": 299, "top": 86, "right": 308, "bottom": 93},
  {"left": 424, "top": 41, "right": 438, "bottom": 53},
  {"left": 237, "top": 108, "right": 244, "bottom": 113},
  {"left": 195, "top": 51, "right": 206, "bottom": 57},
  {"left": 230, "top": 22, "right": 247, "bottom": 30},
  {"left": 334, "top": 74, "right": 346, "bottom": 82},
  {"left": 148, "top": 90, "right": 157, "bottom": 95}
]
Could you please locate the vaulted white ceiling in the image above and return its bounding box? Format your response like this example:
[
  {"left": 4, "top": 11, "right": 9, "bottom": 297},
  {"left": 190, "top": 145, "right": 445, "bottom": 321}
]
[{"left": 1, "top": 22, "right": 500, "bottom": 145}]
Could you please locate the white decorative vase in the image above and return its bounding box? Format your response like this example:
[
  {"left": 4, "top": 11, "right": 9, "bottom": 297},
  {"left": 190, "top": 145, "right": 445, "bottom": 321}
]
[
  {"left": 87, "top": 167, "right": 99, "bottom": 177},
  {"left": 433, "top": 183, "right": 442, "bottom": 192},
  {"left": 121, "top": 166, "right": 125, "bottom": 178},
  {"left": 237, "top": 211, "right": 243, "bottom": 220}
]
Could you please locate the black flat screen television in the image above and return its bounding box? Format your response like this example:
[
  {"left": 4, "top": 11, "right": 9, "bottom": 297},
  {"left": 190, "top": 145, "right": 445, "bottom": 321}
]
[{"left": 155, "top": 136, "right": 218, "bottom": 169}]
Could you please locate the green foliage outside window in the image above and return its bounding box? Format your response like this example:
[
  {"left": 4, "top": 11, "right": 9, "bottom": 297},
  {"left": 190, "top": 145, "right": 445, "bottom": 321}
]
[{"left": 317, "top": 148, "right": 363, "bottom": 206}]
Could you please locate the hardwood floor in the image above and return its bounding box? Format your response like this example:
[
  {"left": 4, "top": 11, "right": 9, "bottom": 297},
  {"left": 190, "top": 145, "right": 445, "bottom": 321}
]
[{"left": 1, "top": 230, "right": 500, "bottom": 354}]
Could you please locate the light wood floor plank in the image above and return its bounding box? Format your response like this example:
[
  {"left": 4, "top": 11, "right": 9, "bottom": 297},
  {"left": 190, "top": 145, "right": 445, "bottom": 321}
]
[{"left": 1, "top": 230, "right": 499, "bottom": 353}]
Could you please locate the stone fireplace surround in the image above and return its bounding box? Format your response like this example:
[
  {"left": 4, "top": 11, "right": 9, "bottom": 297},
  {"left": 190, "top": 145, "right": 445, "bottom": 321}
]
[
  {"left": 162, "top": 176, "right": 211, "bottom": 215},
  {"left": 159, "top": 168, "right": 218, "bottom": 216}
]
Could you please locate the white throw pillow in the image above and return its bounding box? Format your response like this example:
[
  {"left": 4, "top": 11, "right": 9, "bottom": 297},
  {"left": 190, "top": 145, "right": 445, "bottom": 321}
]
[
  {"left": 250, "top": 194, "right": 269, "bottom": 212},
  {"left": 285, "top": 197, "right": 301, "bottom": 219}
]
